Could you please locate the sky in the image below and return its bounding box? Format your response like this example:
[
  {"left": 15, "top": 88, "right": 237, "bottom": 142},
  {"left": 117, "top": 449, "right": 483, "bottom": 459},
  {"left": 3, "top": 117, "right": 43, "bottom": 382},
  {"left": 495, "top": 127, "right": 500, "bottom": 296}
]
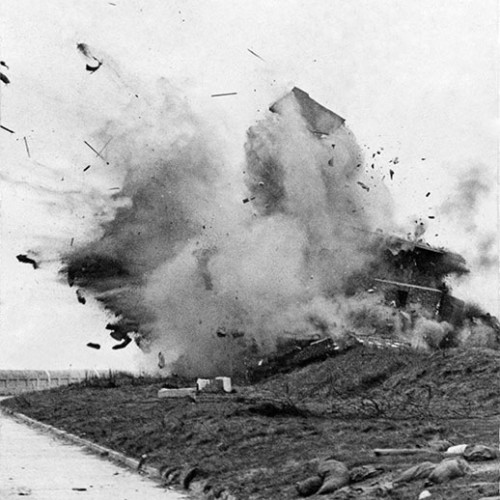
[{"left": 0, "top": 0, "right": 498, "bottom": 369}]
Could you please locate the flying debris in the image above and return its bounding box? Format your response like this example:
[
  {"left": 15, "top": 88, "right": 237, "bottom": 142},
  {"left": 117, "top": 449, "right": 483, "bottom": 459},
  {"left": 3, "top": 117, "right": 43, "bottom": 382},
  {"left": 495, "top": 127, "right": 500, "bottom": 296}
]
[
  {"left": 357, "top": 181, "right": 370, "bottom": 192},
  {"left": 76, "top": 43, "right": 102, "bottom": 73},
  {"left": 211, "top": 92, "right": 238, "bottom": 97},
  {"left": 428, "top": 216, "right": 435, "bottom": 219},
  {"left": 247, "top": 48, "right": 265, "bottom": 61},
  {"left": 16, "top": 254, "right": 38, "bottom": 269},
  {"left": 112, "top": 335, "right": 132, "bottom": 350},
  {"left": 389, "top": 169, "right": 394, "bottom": 180},
  {"left": 158, "top": 351, "right": 166, "bottom": 369},
  {"left": 76, "top": 289, "right": 86, "bottom": 305},
  {"left": 23, "top": 137, "right": 31, "bottom": 158},
  {"left": 83, "top": 165, "right": 91, "bottom": 172},
  {"left": 0, "top": 61, "right": 9, "bottom": 70},
  {"left": 0, "top": 72, "right": 10, "bottom": 85},
  {"left": 216, "top": 328, "right": 227, "bottom": 338},
  {"left": 86, "top": 343, "right": 101, "bottom": 350},
  {"left": 426, "top": 192, "right": 431, "bottom": 197},
  {"left": 0, "top": 125, "right": 15, "bottom": 134}
]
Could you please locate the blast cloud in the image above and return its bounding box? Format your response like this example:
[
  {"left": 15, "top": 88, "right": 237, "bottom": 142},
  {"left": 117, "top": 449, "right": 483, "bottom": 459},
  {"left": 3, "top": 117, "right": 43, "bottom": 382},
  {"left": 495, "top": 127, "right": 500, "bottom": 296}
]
[{"left": 62, "top": 83, "right": 402, "bottom": 375}]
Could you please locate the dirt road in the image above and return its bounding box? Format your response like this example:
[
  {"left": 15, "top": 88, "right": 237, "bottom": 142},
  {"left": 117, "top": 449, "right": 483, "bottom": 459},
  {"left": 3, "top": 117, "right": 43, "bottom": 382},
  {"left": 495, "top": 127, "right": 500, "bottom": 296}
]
[{"left": 0, "top": 403, "right": 186, "bottom": 500}]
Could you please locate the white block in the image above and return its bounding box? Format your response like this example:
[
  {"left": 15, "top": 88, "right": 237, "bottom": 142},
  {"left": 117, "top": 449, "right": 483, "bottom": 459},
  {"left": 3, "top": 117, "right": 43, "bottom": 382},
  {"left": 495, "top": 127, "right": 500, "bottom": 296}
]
[
  {"left": 444, "top": 444, "right": 467, "bottom": 455},
  {"left": 196, "top": 378, "right": 211, "bottom": 391},
  {"left": 158, "top": 387, "right": 196, "bottom": 398},
  {"left": 215, "top": 376, "right": 232, "bottom": 393}
]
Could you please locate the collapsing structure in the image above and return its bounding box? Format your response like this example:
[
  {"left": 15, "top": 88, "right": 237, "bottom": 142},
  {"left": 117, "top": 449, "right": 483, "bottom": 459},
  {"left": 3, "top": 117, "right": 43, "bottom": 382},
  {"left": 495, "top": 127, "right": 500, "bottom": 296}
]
[
  {"left": 62, "top": 86, "right": 497, "bottom": 372},
  {"left": 269, "top": 88, "right": 468, "bottom": 327}
]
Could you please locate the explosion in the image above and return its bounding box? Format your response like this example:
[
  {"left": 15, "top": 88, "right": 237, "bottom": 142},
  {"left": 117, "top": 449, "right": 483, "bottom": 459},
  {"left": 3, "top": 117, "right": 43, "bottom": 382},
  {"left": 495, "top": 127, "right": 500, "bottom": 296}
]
[{"left": 60, "top": 85, "right": 497, "bottom": 376}]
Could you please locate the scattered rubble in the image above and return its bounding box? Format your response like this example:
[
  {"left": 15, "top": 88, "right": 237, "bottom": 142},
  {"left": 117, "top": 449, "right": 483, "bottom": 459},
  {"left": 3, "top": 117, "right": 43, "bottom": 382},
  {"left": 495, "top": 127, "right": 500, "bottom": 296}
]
[{"left": 16, "top": 254, "right": 38, "bottom": 269}]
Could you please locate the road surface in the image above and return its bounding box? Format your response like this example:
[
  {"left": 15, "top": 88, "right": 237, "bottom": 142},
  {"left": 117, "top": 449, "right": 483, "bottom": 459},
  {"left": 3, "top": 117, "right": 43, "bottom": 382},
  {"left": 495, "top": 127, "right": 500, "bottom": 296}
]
[{"left": 0, "top": 404, "right": 186, "bottom": 499}]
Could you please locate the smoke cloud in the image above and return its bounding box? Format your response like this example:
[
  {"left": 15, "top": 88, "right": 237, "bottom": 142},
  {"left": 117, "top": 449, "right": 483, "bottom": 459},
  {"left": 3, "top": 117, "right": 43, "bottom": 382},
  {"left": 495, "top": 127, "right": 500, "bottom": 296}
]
[{"left": 62, "top": 83, "right": 402, "bottom": 375}]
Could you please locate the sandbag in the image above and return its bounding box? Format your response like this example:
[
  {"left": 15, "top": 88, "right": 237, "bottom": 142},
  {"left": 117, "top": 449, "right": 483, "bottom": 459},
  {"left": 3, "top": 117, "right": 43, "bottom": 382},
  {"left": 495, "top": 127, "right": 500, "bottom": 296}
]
[
  {"left": 394, "top": 462, "right": 436, "bottom": 483},
  {"left": 317, "top": 460, "right": 349, "bottom": 494},
  {"left": 428, "top": 458, "right": 470, "bottom": 484},
  {"left": 296, "top": 476, "right": 323, "bottom": 497},
  {"left": 463, "top": 444, "right": 500, "bottom": 461},
  {"left": 349, "top": 465, "right": 384, "bottom": 483}
]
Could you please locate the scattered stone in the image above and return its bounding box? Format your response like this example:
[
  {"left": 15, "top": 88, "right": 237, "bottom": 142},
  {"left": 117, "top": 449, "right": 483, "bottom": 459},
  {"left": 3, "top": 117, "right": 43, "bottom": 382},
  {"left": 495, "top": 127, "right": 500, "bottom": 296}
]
[
  {"left": 394, "top": 461, "right": 436, "bottom": 483},
  {"left": 463, "top": 444, "right": 500, "bottom": 461},
  {"left": 428, "top": 458, "right": 471, "bottom": 484},
  {"left": 317, "top": 459, "right": 349, "bottom": 494},
  {"left": 296, "top": 476, "right": 323, "bottom": 497},
  {"left": 418, "top": 490, "right": 432, "bottom": 499}
]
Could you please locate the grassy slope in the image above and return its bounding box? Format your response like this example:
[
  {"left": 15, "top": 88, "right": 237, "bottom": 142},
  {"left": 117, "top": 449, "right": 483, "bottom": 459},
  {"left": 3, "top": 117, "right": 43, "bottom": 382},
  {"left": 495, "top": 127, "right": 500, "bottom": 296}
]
[{"left": 2, "top": 346, "right": 499, "bottom": 500}]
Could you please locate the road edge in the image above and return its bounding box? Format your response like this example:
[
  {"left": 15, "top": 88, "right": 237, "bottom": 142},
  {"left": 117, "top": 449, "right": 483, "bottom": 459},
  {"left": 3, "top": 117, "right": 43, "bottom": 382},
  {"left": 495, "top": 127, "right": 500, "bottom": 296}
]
[{"left": 0, "top": 403, "right": 191, "bottom": 498}]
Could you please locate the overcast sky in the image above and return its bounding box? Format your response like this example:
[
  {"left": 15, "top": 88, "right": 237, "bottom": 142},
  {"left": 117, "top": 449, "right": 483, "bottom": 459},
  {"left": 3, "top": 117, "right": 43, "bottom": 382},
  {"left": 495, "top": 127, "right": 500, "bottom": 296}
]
[{"left": 0, "top": 0, "right": 498, "bottom": 369}]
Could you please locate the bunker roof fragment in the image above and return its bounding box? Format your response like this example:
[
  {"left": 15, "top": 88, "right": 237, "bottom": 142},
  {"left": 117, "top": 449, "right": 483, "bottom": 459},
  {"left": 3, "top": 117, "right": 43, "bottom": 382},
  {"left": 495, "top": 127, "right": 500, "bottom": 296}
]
[{"left": 270, "top": 87, "right": 345, "bottom": 135}]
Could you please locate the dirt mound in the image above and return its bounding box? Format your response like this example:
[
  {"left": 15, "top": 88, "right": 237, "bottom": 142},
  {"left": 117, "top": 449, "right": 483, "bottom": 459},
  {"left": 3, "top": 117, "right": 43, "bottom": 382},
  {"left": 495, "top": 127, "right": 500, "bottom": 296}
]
[{"left": 260, "top": 346, "right": 500, "bottom": 419}]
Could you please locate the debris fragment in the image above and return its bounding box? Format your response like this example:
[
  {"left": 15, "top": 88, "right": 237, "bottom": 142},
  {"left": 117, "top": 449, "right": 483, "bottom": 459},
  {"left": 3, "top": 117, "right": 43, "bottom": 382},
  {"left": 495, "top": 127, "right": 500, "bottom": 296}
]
[
  {"left": 428, "top": 216, "right": 435, "bottom": 219},
  {"left": 328, "top": 158, "right": 334, "bottom": 167},
  {"left": 211, "top": 92, "right": 238, "bottom": 97},
  {"left": 389, "top": 169, "right": 394, "bottom": 180},
  {"left": 158, "top": 351, "right": 165, "bottom": 369},
  {"left": 392, "top": 157, "right": 400, "bottom": 164},
  {"left": 0, "top": 61, "right": 9, "bottom": 70},
  {"left": 86, "top": 343, "right": 100, "bottom": 350},
  {"left": 70, "top": 237, "right": 74, "bottom": 246},
  {"left": 23, "top": 137, "right": 31, "bottom": 158},
  {"left": 357, "top": 181, "right": 370, "bottom": 192},
  {"left": 76, "top": 289, "right": 86, "bottom": 304},
  {"left": 242, "top": 196, "right": 255, "bottom": 204},
  {"left": 0, "top": 72, "right": 10, "bottom": 85},
  {"left": 72, "top": 488, "right": 87, "bottom": 491},
  {"left": 83, "top": 140, "right": 106, "bottom": 160},
  {"left": 83, "top": 165, "right": 91, "bottom": 172},
  {"left": 0, "top": 124, "right": 15, "bottom": 134},
  {"left": 112, "top": 335, "right": 132, "bottom": 350},
  {"left": 247, "top": 48, "right": 265, "bottom": 61},
  {"left": 16, "top": 254, "right": 38, "bottom": 269},
  {"left": 426, "top": 192, "right": 431, "bottom": 197},
  {"left": 77, "top": 43, "right": 102, "bottom": 73}
]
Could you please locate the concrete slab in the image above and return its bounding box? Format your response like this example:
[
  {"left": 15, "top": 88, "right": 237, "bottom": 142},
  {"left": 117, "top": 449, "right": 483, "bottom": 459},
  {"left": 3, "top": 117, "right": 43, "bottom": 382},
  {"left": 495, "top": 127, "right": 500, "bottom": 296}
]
[{"left": 0, "top": 407, "right": 186, "bottom": 499}]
